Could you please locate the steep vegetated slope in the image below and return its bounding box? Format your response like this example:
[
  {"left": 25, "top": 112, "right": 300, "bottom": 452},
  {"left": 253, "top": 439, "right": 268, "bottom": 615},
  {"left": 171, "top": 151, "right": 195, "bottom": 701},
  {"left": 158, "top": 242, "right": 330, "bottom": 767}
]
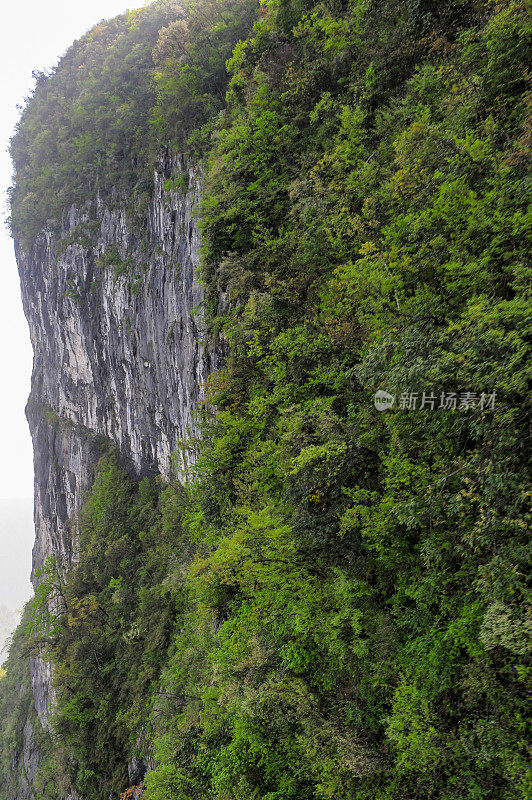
[{"left": 1, "top": 0, "right": 530, "bottom": 799}]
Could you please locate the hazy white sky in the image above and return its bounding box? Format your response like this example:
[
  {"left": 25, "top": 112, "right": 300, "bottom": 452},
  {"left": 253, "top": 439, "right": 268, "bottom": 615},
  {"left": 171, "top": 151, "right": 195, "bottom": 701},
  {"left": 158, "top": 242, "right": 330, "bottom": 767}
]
[{"left": 0, "top": 0, "right": 142, "bottom": 605}]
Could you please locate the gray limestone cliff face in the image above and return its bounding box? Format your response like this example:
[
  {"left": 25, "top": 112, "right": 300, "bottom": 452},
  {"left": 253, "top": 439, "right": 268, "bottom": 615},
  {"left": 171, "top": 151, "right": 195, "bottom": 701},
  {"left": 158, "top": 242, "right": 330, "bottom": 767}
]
[{"left": 13, "top": 153, "right": 217, "bottom": 793}]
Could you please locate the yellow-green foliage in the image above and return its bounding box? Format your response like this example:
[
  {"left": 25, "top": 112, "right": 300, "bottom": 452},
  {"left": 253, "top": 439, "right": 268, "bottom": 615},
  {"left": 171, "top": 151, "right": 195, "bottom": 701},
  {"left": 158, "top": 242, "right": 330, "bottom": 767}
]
[
  {"left": 150, "top": 0, "right": 530, "bottom": 798},
  {"left": 9, "top": 0, "right": 256, "bottom": 248}
]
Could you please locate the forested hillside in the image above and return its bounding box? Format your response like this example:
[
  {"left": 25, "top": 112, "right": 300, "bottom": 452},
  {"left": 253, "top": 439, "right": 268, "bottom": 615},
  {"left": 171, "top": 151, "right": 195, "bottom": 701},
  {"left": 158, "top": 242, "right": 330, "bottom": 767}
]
[{"left": 2, "top": 0, "right": 530, "bottom": 799}]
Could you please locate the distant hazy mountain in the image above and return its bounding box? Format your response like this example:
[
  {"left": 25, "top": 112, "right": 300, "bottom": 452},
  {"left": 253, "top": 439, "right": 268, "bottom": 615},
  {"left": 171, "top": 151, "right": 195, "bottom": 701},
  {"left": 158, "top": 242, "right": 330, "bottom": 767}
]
[
  {"left": 0, "top": 497, "right": 33, "bottom": 611},
  {"left": 0, "top": 605, "right": 20, "bottom": 659}
]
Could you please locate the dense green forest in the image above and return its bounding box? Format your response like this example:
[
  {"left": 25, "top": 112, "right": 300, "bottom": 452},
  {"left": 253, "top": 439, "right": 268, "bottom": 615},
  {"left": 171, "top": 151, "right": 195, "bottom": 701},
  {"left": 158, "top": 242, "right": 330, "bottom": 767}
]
[{"left": 2, "top": 0, "right": 531, "bottom": 798}]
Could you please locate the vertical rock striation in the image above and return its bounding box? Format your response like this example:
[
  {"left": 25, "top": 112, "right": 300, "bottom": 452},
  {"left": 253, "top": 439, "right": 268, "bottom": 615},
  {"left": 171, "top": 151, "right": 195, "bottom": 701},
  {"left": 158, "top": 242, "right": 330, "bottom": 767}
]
[{"left": 15, "top": 153, "right": 216, "bottom": 738}]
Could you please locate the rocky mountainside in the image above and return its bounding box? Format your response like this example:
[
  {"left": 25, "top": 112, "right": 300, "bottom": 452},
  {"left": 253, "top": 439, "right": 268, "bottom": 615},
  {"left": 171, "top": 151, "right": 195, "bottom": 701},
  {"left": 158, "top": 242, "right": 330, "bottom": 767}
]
[
  {"left": 18, "top": 153, "right": 214, "bottom": 584},
  {"left": 9, "top": 153, "right": 217, "bottom": 797},
  {"left": 1, "top": 1, "right": 530, "bottom": 799}
]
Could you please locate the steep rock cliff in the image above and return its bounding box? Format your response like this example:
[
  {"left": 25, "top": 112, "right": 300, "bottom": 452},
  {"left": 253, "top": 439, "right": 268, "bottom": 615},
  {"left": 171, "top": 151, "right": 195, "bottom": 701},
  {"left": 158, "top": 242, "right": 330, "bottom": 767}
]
[{"left": 15, "top": 152, "right": 214, "bottom": 740}]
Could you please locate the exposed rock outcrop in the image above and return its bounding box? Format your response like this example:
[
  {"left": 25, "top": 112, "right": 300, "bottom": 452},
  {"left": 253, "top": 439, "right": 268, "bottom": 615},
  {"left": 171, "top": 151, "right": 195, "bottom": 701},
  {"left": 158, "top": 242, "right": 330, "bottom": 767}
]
[{"left": 13, "top": 153, "right": 216, "bottom": 795}]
